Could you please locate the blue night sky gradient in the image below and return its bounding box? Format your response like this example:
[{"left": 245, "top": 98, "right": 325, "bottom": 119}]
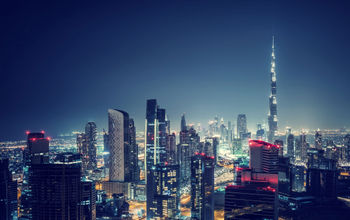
[{"left": 1, "top": 0, "right": 350, "bottom": 140}]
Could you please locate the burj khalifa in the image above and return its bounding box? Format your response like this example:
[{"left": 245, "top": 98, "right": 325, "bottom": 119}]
[{"left": 268, "top": 36, "right": 278, "bottom": 142}]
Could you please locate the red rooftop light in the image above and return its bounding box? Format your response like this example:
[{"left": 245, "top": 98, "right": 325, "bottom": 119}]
[
  {"left": 41, "top": 130, "right": 45, "bottom": 134},
  {"left": 235, "top": 167, "right": 244, "bottom": 172},
  {"left": 26, "top": 131, "right": 30, "bottom": 135},
  {"left": 249, "top": 140, "right": 279, "bottom": 149}
]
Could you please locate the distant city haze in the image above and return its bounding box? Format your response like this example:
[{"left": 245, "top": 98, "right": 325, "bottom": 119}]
[{"left": 1, "top": 0, "right": 350, "bottom": 140}]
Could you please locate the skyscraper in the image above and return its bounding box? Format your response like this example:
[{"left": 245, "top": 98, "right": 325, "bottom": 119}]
[
  {"left": 85, "top": 122, "right": 97, "bottom": 171},
  {"left": 226, "top": 140, "right": 279, "bottom": 220},
  {"left": 20, "top": 131, "right": 50, "bottom": 219},
  {"left": 178, "top": 127, "right": 201, "bottom": 186},
  {"left": 315, "top": 130, "right": 322, "bottom": 150},
  {"left": 228, "top": 121, "right": 233, "bottom": 144},
  {"left": 191, "top": 153, "right": 214, "bottom": 220},
  {"left": 249, "top": 140, "right": 279, "bottom": 173},
  {"left": 31, "top": 162, "right": 81, "bottom": 219},
  {"left": 147, "top": 163, "right": 179, "bottom": 219},
  {"left": 77, "top": 132, "right": 88, "bottom": 173},
  {"left": 274, "top": 139, "right": 284, "bottom": 157},
  {"left": 294, "top": 138, "right": 302, "bottom": 161},
  {"left": 300, "top": 133, "right": 308, "bottom": 162},
  {"left": 237, "top": 114, "right": 247, "bottom": 139},
  {"left": 268, "top": 36, "right": 278, "bottom": 142},
  {"left": 166, "top": 132, "right": 177, "bottom": 164},
  {"left": 108, "top": 109, "right": 131, "bottom": 182},
  {"left": 128, "top": 118, "right": 139, "bottom": 182},
  {"left": 181, "top": 113, "right": 187, "bottom": 132},
  {"left": 145, "top": 99, "right": 167, "bottom": 173},
  {"left": 31, "top": 153, "right": 96, "bottom": 220},
  {"left": 225, "top": 184, "right": 276, "bottom": 220},
  {"left": 287, "top": 133, "right": 295, "bottom": 158},
  {"left": 0, "top": 159, "right": 17, "bottom": 220},
  {"left": 145, "top": 99, "right": 167, "bottom": 218},
  {"left": 103, "top": 130, "right": 109, "bottom": 170},
  {"left": 256, "top": 123, "right": 265, "bottom": 140}
]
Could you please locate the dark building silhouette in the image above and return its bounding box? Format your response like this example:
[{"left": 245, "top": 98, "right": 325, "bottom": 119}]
[
  {"left": 31, "top": 153, "right": 96, "bottom": 220},
  {"left": 20, "top": 131, "right": 50, "bottom": 219},
  {"left": 225, "top": 184, "right": 276, "bottom": 220},
  {"left": 0, "top": 159, "right": 17, "bottom": 220},
  {"left": 181, "top": 113, "right": 187, "bottom": 132}
]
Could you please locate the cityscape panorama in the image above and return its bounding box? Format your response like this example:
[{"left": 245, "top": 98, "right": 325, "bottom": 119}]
[{"left": 1, "top": 1, "right": 350, "bottom": 220}]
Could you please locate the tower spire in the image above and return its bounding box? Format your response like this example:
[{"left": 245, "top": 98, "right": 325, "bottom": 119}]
[{"left": 268, "top": 36, "right": 278, "bottom": 142}]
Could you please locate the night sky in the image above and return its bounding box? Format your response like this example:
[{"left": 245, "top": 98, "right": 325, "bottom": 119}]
[{"left": 1, "top": 0, "right": 350, "bottom": 140}]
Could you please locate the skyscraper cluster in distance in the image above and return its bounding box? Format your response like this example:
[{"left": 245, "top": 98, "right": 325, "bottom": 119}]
[{"left": 1, "top": 37, "right": 350, "bottom": 220}]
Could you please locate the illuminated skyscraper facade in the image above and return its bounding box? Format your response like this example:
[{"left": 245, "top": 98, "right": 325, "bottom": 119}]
[
  {"left": 190, "top": 153, "right": 214, "bottom": 220},
  {"left": 77, "top": 133, "right": 88, "bottom": 173},
  {"left": 249, "top": 140, "right": 279, "bottom": 173},
  {"left": 237, "top": 114, "right": 247, "bottom": 139},
  {"left": 166, "top": 132, "right": 177, "bottom": 164},
  {"left": 300, "top": 133, "right": 308, "bottom": 162},
  {"left": 268, "top": 37, "right": 278, "bottom": 142},
  {"left": 128, "top": 118, "right": 139, "bottom": 182},
  {"left": 178, "top": 127, "right": 201, "bottom": 185},
  {"left": 77, "top": 122, "right": 97, "bottom": 174},
  {"left": 145, "top": 99, "right": 167, "bottom": 218},
  {"left": 108, "top": 109, "right": 132, "bottom": 182},
  {"left": 85, "top": 122, "right": 97, "bottom": 171},
  {"left": 226, "top": 140, "right": 279, "bottom": 220},
  {"left": 145, "top": 99, "right": 167, "bottom": 172},
  {"left": 287, "top": 133, "right": 294, "bottom": 158},
  {"left": 148, "top": 163, "right": 179, "bottom": 219}
]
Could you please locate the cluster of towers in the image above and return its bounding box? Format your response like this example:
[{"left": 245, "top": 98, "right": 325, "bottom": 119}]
[
  {"left": 144, "top": 99, "right": 216, "bottom": 219},
  {"left": 4, "top": 37, "right": 350, "bottom": 220}
]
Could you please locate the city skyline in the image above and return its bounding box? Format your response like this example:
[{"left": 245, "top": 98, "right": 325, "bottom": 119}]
[
  {"left": 2, "top": 0, "right": 350, "bottom": 140},
  {"left": 2, "top": 1, "right": 350, "bottom": 219}
]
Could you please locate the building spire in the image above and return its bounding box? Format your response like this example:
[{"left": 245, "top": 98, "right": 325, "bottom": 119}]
[
  {"left": 268, "top": 36, "right": 278, "bottom": 142},
  {"left": 181, "top": 113, "right": 187, "bottom": 132}
]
